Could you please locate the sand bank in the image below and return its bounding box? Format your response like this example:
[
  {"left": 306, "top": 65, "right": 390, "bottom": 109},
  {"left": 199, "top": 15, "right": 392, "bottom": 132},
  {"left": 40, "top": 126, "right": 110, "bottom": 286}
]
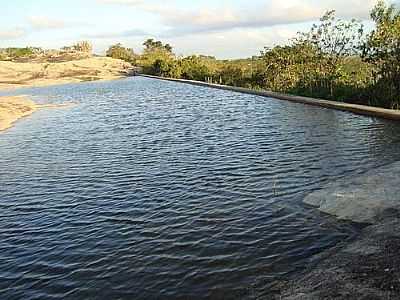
[
  {"left": 0, "top": 57, "right": 134, "bottom": 91},
  {"left": 0, "top": 96, "right": 39, "bottom": 131},
  {"left": 0, "top": 95, "right": 74, "bottom": 132}
]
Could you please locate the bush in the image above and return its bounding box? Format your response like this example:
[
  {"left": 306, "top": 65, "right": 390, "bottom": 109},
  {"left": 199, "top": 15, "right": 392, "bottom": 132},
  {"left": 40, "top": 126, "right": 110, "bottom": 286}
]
[
  {"left": 106, "top": 43, "right": 136, "bottom": 63},
  {"left": 73, "top": 41, "right": 92, "bottom": 54}
]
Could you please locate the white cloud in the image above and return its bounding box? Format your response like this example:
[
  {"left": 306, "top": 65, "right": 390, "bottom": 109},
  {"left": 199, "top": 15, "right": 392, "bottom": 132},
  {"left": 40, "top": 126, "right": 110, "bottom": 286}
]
[
  {"left": 28, "top": 16, "right": 66, "bottom": 30},
  {"left": 89, "top": 28, "right": 288, "bottom": 58},
  {"left": 93, "top": 0, "right": 378, "bottom": 57},
  {"left": 168, "top": 27, "right": 298, "bottom": 59},
  {"left": 86, "top": 28, "right": 148, "bottom": 39},
  {"left": 96, "top": 0, "right": 143, "bottom": 5},
  {"left": 161, "top": 0, "right": 377, "bottom": 37},
  {"left": 98, "top": 0, "right": 377, "bottom": 37},
  {"left": 0, "top": 29, "right": 26, "bottom": 40}
]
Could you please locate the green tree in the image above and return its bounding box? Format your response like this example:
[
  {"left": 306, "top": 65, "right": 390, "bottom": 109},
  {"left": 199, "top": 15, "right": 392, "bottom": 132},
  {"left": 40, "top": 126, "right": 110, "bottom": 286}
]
[
  {"left": 296, "top": 10, "right": 364, "bottom": 98},
  {"left": 139, "top": 39, "right": 176, "bottom": 74},
  {"left": 363, "top": 0, "right": 400, "bottom": 108},
  {"left": 143, "top": 39, "right": 173, "bottom": 53},
  {"left": 152, "top": 58, "right": 181, "bottom": 77},
  {"left": 180, "top": 55, "right": 214, "bottom": 81},
  {"left": 106, "top": 43, "right": 137, "bottom": 63}
]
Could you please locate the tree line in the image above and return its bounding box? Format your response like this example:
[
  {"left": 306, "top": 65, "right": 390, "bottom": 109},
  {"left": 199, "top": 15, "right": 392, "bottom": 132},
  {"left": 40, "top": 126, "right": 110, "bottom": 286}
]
[
  {"left": 107, "top": 1, "right": 400, "bottom": 109},
  {"left": 1, "top": 1, "right": 398, "bottom": 108}
]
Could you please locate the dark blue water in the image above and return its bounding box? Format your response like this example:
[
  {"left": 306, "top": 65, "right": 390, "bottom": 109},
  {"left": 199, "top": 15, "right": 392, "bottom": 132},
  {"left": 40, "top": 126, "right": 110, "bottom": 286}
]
[{"left": 1, "top": 77, "right": 400, "bottom": 299}]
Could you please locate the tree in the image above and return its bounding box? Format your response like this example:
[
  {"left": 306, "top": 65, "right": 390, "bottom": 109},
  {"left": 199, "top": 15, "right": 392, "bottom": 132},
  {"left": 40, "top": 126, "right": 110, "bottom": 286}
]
[
  {"left": 180, "top": 55, "right": 214, "bottom": 81},
  {"left": 106, "top": 43, "right": 136, "bottom": 63},
  {"left": 139, "top": 39, "right": 176, "bottom": 74},
  {"left": 143, "top": 39, "right": 173, "bottom": 53},
  {"left": 217, "top": 64, "right": 246, "bottom": 86},
  {"left": 73, "top": 41, "right": 93, "bottom": 53},
  {"left": 152, "top": 58, "right": 181, "bottom": 77},
  {"left": 362, "top": 0, "right": 400, "bottom": 108},
  {"left": 2, "top": 47, "right": 35, "bottom": 59},
  {"left": 296, "top": 10, "right": 364, "bottom": 98}
]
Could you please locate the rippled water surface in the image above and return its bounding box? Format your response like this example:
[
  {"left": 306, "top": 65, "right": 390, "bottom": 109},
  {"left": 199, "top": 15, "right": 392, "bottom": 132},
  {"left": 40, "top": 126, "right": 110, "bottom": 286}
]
[{"left": 2, "top": 77, "right": 400, "bottom": 299}]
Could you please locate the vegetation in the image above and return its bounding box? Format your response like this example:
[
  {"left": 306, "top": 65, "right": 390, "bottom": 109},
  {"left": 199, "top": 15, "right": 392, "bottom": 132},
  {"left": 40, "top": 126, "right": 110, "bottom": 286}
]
[
  {"left": 362, "top": 1, "right": 400, "bottom": 108},
  {"left": 1, "top": 2, "right": 399, "bottom": 109},
  {"left": 1, "top": 41, "right": 92, "bottom": 62},
  {"left": 131, "top": 1, "right": 400, "bottom": 109},
  {"left": 72, "top": 41, "right": 93, "bottom": 53},
  {"left": 106, "top": 43, "right": 137, "bottom": 63},
  {"left": 0, "top": 47, "right": 37, "bottom": 60},
  {"left": 137, "top": 39, "right": 175, "bottom": 75}
]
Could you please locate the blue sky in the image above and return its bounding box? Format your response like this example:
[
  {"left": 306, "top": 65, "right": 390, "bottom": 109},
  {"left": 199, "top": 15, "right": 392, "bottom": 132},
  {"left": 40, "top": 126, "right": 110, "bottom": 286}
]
[{"left": 0, "top": 0, "right": 387, "bottom": 58}]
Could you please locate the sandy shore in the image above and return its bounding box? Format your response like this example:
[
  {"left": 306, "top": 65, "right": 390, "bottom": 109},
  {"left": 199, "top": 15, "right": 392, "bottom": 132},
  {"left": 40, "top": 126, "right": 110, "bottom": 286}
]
[
  {"left": 0, "top": 57, "right": 132, "bottom": 131},
  {"left": 0, "top": 57, "right": 134, "bottom": 91},
  {"left": 0, "top": 96, "right": 39, "bottom": 131},
  {"left": 0, "top": 95, "right": 74, "bottom": 132}
]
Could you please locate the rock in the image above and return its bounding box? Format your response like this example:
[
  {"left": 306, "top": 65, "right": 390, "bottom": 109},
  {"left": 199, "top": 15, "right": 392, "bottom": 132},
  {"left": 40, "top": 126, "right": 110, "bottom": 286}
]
[
  {"left": 303, "top": 162, "right": 400, "bottom": 223},
  {"left": 275, "top": 218, "right": 400, "bottom": 299}
]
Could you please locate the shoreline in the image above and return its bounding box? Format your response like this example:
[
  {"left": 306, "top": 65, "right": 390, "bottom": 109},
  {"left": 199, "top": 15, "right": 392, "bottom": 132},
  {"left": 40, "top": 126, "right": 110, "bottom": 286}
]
[
  {"left": 272, "top": 161, "right": 400, "bottom": 299},
  {"left": 0, "top": 96, "right": 39, "bottom": 131},
  {"left": 0, "top": 95, "right": 76, "bottom": 132},
  {"left": 273, "top": 215, "right": 400, "bottom": 299},
  {"left": 0, "top": 75, "right": 127, "bottom": 92},
  {"left": 0, "top": 57, "right": 134, "bottom": 92},
  {"left": 138, "top": 74, "right": 400, "bottom": 121},
  {"left": 140, "top": 74, "right": 400, "bottom": 299},
  {"left": 1, "top": 73, "right": 399, "bottom": 298},
  {"left": 0, "top": 57, "right": 133, "bottom": 131}
]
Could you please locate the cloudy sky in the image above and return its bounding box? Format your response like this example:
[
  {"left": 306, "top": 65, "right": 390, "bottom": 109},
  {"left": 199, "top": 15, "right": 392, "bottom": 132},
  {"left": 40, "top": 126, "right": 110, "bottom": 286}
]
[{"left": 0, "top": 0, "right": 387, "bottom": 58}]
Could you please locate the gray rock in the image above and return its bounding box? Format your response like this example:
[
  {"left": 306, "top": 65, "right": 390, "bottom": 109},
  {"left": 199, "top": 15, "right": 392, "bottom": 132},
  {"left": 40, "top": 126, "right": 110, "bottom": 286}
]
[
  {"left": 275, "top": 218, "right": 400, "bottom": 299},
  {"left": 303, "top": 161, "right": 400, "bottom": 223}
]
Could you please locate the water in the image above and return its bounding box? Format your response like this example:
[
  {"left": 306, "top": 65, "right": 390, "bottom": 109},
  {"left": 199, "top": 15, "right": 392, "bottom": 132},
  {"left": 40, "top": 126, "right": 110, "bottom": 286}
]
[{"left": 1, "top": 77, "right": 400, "bottom": 299}]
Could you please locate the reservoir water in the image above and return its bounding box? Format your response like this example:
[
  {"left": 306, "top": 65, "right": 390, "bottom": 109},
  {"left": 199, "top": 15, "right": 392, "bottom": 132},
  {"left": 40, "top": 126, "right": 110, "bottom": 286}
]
[{"left": 1, "top": 77, "right": 400, "bottom": 299}]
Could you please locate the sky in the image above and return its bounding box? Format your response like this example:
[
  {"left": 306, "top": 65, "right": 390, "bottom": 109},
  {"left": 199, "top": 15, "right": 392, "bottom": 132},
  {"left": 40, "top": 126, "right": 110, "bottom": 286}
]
[{"left": 0, "top": 0, "right": 393, "bottom": 59}]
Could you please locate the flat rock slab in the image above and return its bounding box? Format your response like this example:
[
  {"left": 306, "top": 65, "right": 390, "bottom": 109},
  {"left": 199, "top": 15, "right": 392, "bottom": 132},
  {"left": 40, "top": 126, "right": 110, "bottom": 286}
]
[
  {"left": 303, "top": 162, "right": 400, "bottom": 224},
  {"left": 274, "top": 217, "right": 400, "bottom": 299}
]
